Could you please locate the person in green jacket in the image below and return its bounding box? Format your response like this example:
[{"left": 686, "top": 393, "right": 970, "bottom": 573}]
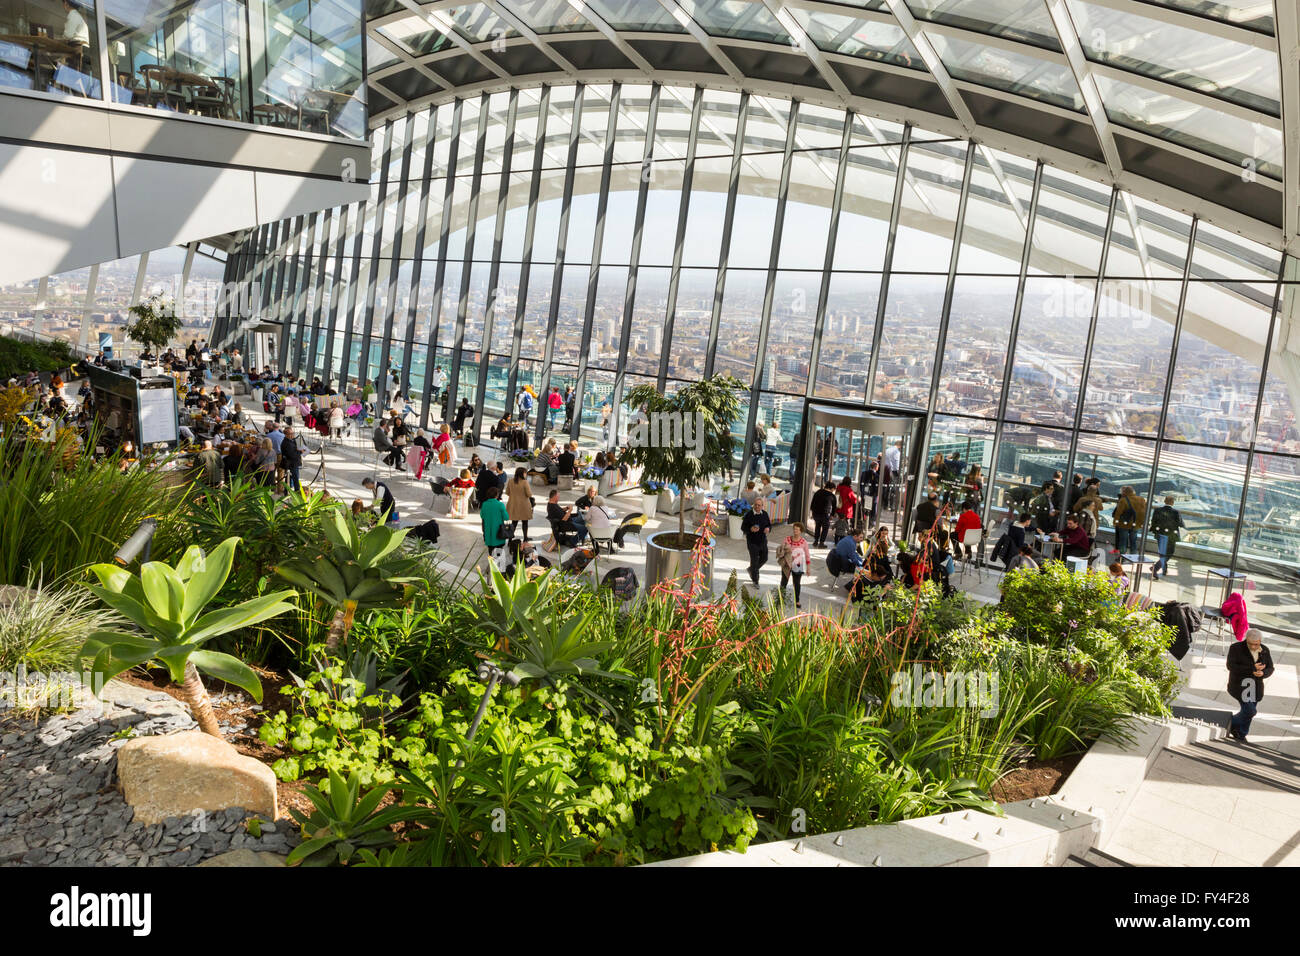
[{"left": 479, "top": 484, "right": 509, "bottom": 556}]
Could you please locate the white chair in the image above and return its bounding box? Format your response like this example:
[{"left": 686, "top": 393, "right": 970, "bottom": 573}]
[{"left": 958, "top": 528, "right": 984, "bottom": 583}]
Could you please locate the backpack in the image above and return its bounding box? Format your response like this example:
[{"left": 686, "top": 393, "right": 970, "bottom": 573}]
[
  {"left": 438, "top": 442, "right": 454, "bottom": 465},
  {"left": 562, "top": 547, "right": 596, "bottom": 573},
  {"left": 601, "top": 566, "right": 638, "bottom": 601},
  {"left": 463, "top": 431, "right": 477, "bottom": 447}
]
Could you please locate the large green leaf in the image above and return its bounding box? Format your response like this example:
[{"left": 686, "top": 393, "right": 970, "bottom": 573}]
[
  {"left": 185, "top": 590, "right": 298, "bottom": 646},
  {"left": 189, "top": 649, "right": 263, "bottom": 702},
  {"left": 180, "top": 537, "right": 238, "bottom": 625}
]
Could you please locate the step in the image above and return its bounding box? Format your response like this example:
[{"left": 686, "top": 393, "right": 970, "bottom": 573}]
[
  {"left": 1167, "top": 738, "right": 1300, "bottom": 795},
  {"left": 1064, "top": 848, "right": 1132, "bottom": 867}
]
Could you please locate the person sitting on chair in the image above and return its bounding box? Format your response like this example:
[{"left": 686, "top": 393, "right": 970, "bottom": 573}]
[
  {"left": 1050, "top": 514, "right": 1091, "bottom": 560},
  {"left": 827, "top": 527, "right": 866, "bottom": 577}
]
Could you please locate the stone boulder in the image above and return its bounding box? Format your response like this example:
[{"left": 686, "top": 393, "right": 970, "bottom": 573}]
[{"left": 116, "top": 731, "right": 277, "bottom": 826}]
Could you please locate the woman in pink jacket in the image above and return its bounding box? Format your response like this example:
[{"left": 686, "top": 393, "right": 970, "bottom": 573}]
[{"left": 777, "top": 522, "right": 813, "bottom": 609}]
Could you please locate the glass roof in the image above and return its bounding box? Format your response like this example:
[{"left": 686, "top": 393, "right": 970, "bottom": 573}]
[{"left": 364, "top": 0, "right": 1290, "bottom": 235}]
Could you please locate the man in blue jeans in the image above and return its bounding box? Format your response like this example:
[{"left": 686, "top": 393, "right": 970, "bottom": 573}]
[{"left": 1226, "top": 628, "right": 1273, "bottom": 743}]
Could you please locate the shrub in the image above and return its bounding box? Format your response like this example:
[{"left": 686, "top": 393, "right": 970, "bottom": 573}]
[
  {"left": 0, "top": 582, "right": 122, "bottom": 673},
  {"left": 0, "top": 335, "right": 73, "bottom": 380}
]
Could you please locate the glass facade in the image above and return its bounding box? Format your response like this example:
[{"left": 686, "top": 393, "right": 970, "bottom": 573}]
[
  {"left": 0, "top": 0, "right": 365, "bottom": 136},
  {"left": 222, "top": 81, "right": 1297, "bottom": 637}
]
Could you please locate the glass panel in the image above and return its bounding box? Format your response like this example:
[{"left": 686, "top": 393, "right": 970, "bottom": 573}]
[
  {"left": 778, "top": 151, "right": 836, "bottom": 270},
  {"left": 508, "top": 0, "right": 591, "bottom": 34},
  {"left": 925, "top": 414, "right": 997, "bottom": 509},
  {"left": 1079, "top": 278, "right": 1182, "bottom": 436},
  {"left": 584, "top": 0, "right": 680, "bottom": 32},
  {"left": 930, "top": 31, "right": 1083, "bottom": 111},
  {"left": 599, "top": 166, "right": 641, "bottom": 266},
  {"left": 696, "top": 88, "right": 741, "bottom": 159},
  {"left": 1237, "top": 453, "right": 1300, "bottom": 635},
  {"left": 1144, "top": 440, "right": 1247, "bottom": 601},
  {"left": 1072, "top": 432, "right": 1155, "bottom": 546},
  {"left": 727, "top": 152, "right": 782, "bottom": 269},
  {"left": 1141, "top": 0, "right": 1273, "bottom": 34},
  {"left": 376, "top": 15, "right": 458, "bottom": 55},
  {"left": 1164, "top": 280, "right": 1272, "bottom": 446},
  {"left": 765, "top": 271, "right": 821, "bottom": 394},
  {"left": 624, "top": 265, "right": 668, "bottom": 376},
  {"left": 1095, "top": 73, "right": 1282, "bottom": 179},
  {"left": 955, "top": 147, "right": 1034, "bottom": 274},
  {"left": 1029, "top": 167, "right": 1112, "bottom": 276},
  {"left": 637, "top": 159, "right": 684, "bottom": 266},
  {"left": 890, "top": 140, "right": 969, "bottom": 271},
  {"left": 0, "top": 0, "right": 100, "bottom": 98},
  {"left": 106, "top": 0, "right": 242, "bottom": 112},
  {"left": 871, "top": 273, "right": 947, "bottom": 408},
  {"left": 756, "top": 392, "right": 802, "bottom": 483},
  {"left": 713, "top": 268, "right": 764, "bottom": 384},
  {"left": 520, "top": 263, "right": 552, "bottom": 358},
  {"left": 249, "top": 0, "right": 366, "bottom": 137},
  {"left": 1190, "top": 220, "right": 1281, "bottom": 282},
  {"left": 587, "top": 265, "right": 627, "bottom": 370},
  {"left": 937, "top": 275, "right": 1020, "bottom": 413},
  {"left": 987, "top": 422, "right": 1071, "bottom": 529},
  {"left": 681, "top": 155, "right": 731, "bottom": 266},
  {"left": 1067, "top": 0, "right": 1279, "bottom": 114},
  {"left": 444, "top": 4, "right": 517, "bottom": 43},
  {"left": 906, "top": 0, "right": 1060, "bottom": 49},
  {"left": 665, "top": 267, "right": 716, "bottom": 380},
  {"left": 1004, "top": 276, "right": 1096, "bottom": 426},
  {"left": 1256, "top": 281, "right": 1298, "bottom": 455},
  {"left": 833, "top": 146, "right": 897, "bottom": 272},
  {"left": 1104, "top": 194, "right": 1195, "bottom": 280},
  {"left": 90, "top": 254, "right": 142, "bottom": 351},
  {"left": 789, "top": 8, "right": 920, "bottom": 67},
  {"left": 814, "top": 272, "right": 881, "bottom": 400},
  {"left": 549, "top": 264, "right": 586, "bottom": 366},
  {"left": 676, "top": 0, "right": 790, "bottom": 43}
]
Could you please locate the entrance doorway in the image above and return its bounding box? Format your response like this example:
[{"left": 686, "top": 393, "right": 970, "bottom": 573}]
[{"left": 794, "top": 402, "right": 925, "bottom": 539}]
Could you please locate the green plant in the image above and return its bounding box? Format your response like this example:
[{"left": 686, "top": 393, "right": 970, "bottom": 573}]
[
  {"left": 0, "top": 335, "right": 74, "bottom": 380},
  {"left": 0, "top": 581, "right": 123, "bottom": 673},
  {"left": 621, "top": 375, "right": 744, "bottom": 543},
  {"left": 286, "top": 769, "right": 402, "bottom": 866},
  {"left": 0, "top": 427, "right": 182, "bottom": 586},
  {"left": 123, "top": 295, "right": 183, "bottom": 354},
  {"left": 80, "top": 537, "right": 297, "bottom": 736},
  {"left": 275, "top": 507, "right": 422, "bottom": 653}
]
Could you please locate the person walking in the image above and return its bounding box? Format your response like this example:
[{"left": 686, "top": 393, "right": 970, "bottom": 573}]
[
  {"left": 810, "top": 480, "right": 837, "bottom": 547},
  {"left": 479, "top": 484, "right": 509, "bottom": 561},
  {"left": 1148, "top": 494, "right": 1185, "bottom": 579},
  {"left": 776, "top": 521, "right": 812, "bottom": 609},
  {"left": 546, "top": 387, "right": 563, "bottom": 431},
  {"left": 1226, "top": 628, "right": 1274, "bottom": 743},
  {"left": 750, "top": 421, "right": 768, "bottom": 476},
  {"left": 1112, "top": 485, "right": 1147, "bottom": 555},
  {"left": 741, "top": 497, "right": 772, "bottom": 589},
  {"left": 505, "top": 466, "right": 534, "bottom": 541}
]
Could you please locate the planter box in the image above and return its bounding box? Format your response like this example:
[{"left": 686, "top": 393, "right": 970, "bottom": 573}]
[
  {"left": 728, "top": 514, "right": 744, "bottom": 539},
  {"left": 641, "top": 493, "right": 659, "bottom": 519},
  {"left": 644, "top": 531, "right": 713, "bottom": 592}
]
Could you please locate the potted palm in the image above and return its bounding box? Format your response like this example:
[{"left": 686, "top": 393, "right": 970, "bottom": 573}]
[{"left": 621, "top": 375, "right": 743, "bottom": 591}]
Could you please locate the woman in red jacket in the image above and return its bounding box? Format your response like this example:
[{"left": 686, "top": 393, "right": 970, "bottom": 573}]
[
  {"left": 953, "top": 499, "right": 982, "bottom": 559},
  {"left": 836, "top": 476, "right": 857, "bottom": 524}
]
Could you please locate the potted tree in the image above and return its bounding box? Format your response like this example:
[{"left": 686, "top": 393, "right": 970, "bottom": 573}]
[
  {"left": 123, "top": 295, "right": 182, "bottom": 371},
  {"left": 621, "top": 375, "right": 743, "bottom": 591}
]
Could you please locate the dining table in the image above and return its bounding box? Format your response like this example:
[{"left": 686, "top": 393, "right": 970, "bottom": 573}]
[{"left": 0, "top": 33, "right": 79, "bottom": 88}]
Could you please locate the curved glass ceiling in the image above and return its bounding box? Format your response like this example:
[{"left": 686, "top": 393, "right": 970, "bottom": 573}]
[{"left": 364, "top": 0, "right": 1290, "bottom": 241}]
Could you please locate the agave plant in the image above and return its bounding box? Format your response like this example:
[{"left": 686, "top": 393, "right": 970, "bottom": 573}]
[
  {"left": 275, "top": 506, "right": 423, "bottom": 653},
  {"left": 470, "top": 564, "right": 627, "bottom": 685},
  {"left": 80, "top": 537, "right": 297, "bottom": 736}
]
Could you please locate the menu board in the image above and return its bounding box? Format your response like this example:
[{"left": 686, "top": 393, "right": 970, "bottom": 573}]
[{"left": 138, "top": 385, "right": 178, "bottom": 445}]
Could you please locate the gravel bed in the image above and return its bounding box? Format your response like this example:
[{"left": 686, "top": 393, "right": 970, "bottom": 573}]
[{"left": 0, "top": 675, "right": 297, "bottom": 866}]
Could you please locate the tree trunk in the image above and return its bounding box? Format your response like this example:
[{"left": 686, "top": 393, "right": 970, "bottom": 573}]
[
  {"left": 323, "top": 601, "right": 357, "bottom": 653},
  {"left": 182, "top": 661, "right": 222, "bottom": 737}
]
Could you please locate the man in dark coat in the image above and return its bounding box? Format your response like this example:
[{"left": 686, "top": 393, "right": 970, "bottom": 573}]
[{"left": 1226, "top": 628, "right": 1274, "bottom": 743}]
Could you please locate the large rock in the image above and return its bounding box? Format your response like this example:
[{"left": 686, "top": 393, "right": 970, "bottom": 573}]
[
  {"left": 116, "top": 731, "right": 277, "bottom": 826},
  {"left": 197, "top": 849, "right": 286, "bottom": 867}
]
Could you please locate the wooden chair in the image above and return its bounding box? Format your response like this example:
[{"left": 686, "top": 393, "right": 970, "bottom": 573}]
[{"left": 138, "top": 65, "right": 184, "bottom": 110}]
